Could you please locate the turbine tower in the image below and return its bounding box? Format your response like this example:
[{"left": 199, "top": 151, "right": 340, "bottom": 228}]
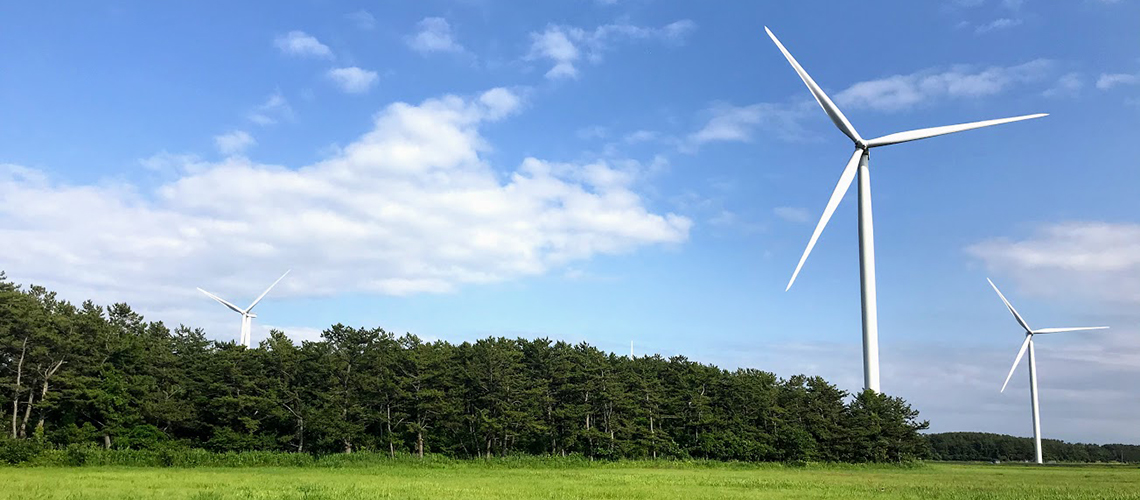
[
  {"left": 987, "top": 278, "right": 1107, "bottom": 464},
  {"left": 198, "top": 270, "right": 291, "bottom": 348},
  {"left": 765, "top": 27, "right": 1048, "bottom": 392}
]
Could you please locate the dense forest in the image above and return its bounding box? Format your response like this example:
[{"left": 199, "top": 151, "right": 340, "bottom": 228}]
[
  {"left": 1, "top": 270, "right": 922, "bottom": 463},
  {"left": 925, "top": 432, "right": 1140, "bottom": 463}
]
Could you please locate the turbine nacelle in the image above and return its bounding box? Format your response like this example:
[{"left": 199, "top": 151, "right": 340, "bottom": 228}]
[
  {"left": 197, "top": 269, "right": 290, "bottom": 348},
  {"left": 765, "top": 26, "right": 1048, "bottom": 292},
  {"left": 986, "top": 278, "right": 1108, "bottom": 393}
]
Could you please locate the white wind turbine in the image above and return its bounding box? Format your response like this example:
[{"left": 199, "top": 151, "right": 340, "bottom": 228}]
[
  {"left": 198, "top": 270, "right": 291, "bottom": 348},
  {"left": 765, "top": 27, "right": 1048, "bottom": 392},
  {"left": 987, "top": 278, "right": 1108, "bottom": 464}
]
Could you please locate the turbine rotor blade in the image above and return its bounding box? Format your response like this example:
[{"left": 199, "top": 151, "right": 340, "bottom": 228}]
[
  {"left": 987, "top": 278, "right": 1032, "bottom": 333},
  {"left": 197, "top": 288, "right": 244, "bottom": 315},
  {"left": 1001, "top": 334, "right": 1032, "bottom": 393},
  {"left": 764, "top": 27, "right": 863, "bottom": 145},
  {"left": 1033, "top": 326, "right": 1109, "bottom": 334},
  {"left": 246, "top": 270, "right": 291, "bottom": 313},
  {"left": 865, "top": 113, "right": 1048, "bottom": 148},
  {"left": 787, "top": 149, "right": 863, "bottom": 291}
]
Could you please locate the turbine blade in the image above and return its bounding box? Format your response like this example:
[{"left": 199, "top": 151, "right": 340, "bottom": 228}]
[
  {"left": 1001, "top": 334, "right": 1032, "bottom": 393},
  {"left": 246, "top": 270, "right": 290, "bottom": 312},
  {"left": 865, "top": 113, "right": 1047, "bottom": 148},
  {"left": 987, "top": 278, "right": 1032, "bottom": 333},
  {"left": 764, "top": 27, "right": 863, "bottom": 145},
  {"left": 787, "top": 149, "right": 862, "bottom": 291},
  {"left": 1033, "top": 326, "right": 1109, "bottom": 334},
  {"left": 197, "top": 288, "right": 244, "bottom": 315}
]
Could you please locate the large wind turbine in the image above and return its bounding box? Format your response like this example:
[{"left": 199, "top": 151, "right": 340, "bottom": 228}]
[
  {"left": 198, "top": 270, "right": 291, "bottom": 348},
  {"left": 765, "top": 27, "right": 1047, "bottom": 392},
  {"left": 987, "top": 278, "right": 1107, "bottom": 464}
]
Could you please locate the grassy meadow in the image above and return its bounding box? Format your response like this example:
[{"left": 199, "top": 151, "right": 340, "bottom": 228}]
[{"left": 1, "top": 461, "right": 1137, "bottom": 500}]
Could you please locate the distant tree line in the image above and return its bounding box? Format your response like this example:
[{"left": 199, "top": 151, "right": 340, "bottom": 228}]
[
  {"left": 0, "top": 272, "right": 932, "bottom": 462},
  {"left": 925, "top": 432, "right": 1140, "bottom": 463}
]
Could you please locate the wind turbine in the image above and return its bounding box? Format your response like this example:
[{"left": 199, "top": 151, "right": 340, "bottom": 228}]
[
  {"left": 987, "top": 278, "right": 1107, "bottom": 464},
  {"left": 765, "top": 26, "right": 1048, "bottom": 392},
  {"left": 198, "top": 270, "right": 291, "bottom": 348}
]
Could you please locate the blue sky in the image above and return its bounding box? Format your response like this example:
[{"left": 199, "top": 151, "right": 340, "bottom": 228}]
[{"left": 3, "top": 1, "right": 1140, "bottom": 443}]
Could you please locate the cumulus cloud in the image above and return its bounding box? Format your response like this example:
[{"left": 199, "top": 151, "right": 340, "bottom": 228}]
[
  {"left": 247, "top": 92, "right": 294, "bottom": 126},
  {"left": 974, "top": 17, "right": 1023, "bottom": 33},
  {"left": 1096, "top": 73, "right": 1140, "bottom": 90},
  {"left": 526, "top": 20, "right": 696, "bottom": 80},
  {"left": 274, "top": 31, "right": 333, "bottom": 59},
  {"left": 327, "top": 67, "right": 379, "bottom": 93},
  {"left": 835, "top": 59, "right": 1054, "bottom": 112},
  {"left": 214, "top": 130, "right": 256, "bottom": 156},
  {"left": 967, "top": 222, "right": 1140, "bottom": 306},
  {"left": 0, "top": 88, "right": 690, "bottom": 331},
  {"left": 406, "top": 17, "right": 465, "bottom": 54},
  {"left": 1042, "top": 72, "right": 1083, "bottom": 98},
  {"left": 684, "top": 102, "right": 810, "bottom": 151}
]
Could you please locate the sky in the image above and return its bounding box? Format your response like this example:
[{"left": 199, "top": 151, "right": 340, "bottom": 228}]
[{"left": 1, "top": 0, "right": 1139, "bottom": 444}]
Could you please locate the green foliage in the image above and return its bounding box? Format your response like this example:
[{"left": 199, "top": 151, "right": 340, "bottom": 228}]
[
  {"left": 0, "top": 273, "right": 937, "bottom": 465},
  {"left": 926, "top": 432, "right": 1140, "bottom": 463},
  {"left": 0, "top": 438, "right": 45, "bottom": 465}
]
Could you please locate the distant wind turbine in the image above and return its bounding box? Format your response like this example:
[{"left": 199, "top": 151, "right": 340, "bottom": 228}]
[
  {"left": 987, "top": 278, "right": 1107, "bottom": 464},
  {"left": 765, "top": 26, "right": 1048, "bottom": 392},
  {"left": 198, "top": 270, "right": 291, "bottom": 348}
]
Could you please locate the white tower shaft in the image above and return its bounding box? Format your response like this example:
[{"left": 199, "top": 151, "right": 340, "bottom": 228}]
[
  {"left": 857, "top": 152, "right": 880, "bottom": 393},
  {"left": 240, "top": 315, "right": 252, "bottom": 348},
  {"left": 1028, "top": 337, "right": 1043, "bottom": 464}
]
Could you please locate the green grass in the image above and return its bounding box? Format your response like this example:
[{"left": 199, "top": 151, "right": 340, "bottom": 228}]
[{"left": 1, "top": 462, "right": 1137, "bottom": 499}]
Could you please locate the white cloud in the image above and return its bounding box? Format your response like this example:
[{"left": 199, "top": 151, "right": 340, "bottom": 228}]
[
  {"left": 214, "top": 130, "right": 256, "bottom": 156},
  {"left": 407, "top": 17, "right": 465, "bottom": 54},
  {"left": 623, "top": 130, "right": 659, "bottom": 144},
  {"left": 526, "top": 20, "right": 696, "bottom": 80},
  {"left": 347, "top": 10, "right": 376, "bottom": 30},
  {"left": 835, "top": 59, "right": 1054, "bottom": 112},
  {"left": 576, "top": 125, "right": 608, "bottom": 140},
  {"left": 1096, "top": 73, "right": 1140, "bottom": 90},
  {"left": 684, "top": 102, "right": 809, "bottom": 151},
  {"left": 274, "top": 31, "right": 333, "bottom": 59},
  {"left": 773, "top": 206, "right": 811, "bottom": 224},
  {"left": 967, "top": 222, "right": 1140, "bottom": 306},
  {"left": 326, "top": 67, "right": 379, "bottom": 93},
  {"left": 1043, "top": 72, "right": 1083, "bottom": 98},
  {"left": 247, "top": 92, "right": 294, "bottom": 126},
  {"left": 974, "top": 17, "right": 1023, "bottom": 33},
  {"left": 478, "top": 87, "right": 523, "bottom": 120},
  {"left": 529, "top": 28, "right": 580, "bottom": 79},
  {"left": 0, "top": 88, "right": 690, "bottom": 334}
]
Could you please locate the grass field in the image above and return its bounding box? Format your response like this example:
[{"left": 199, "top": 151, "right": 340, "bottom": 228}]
[{"left": 1, "top": 462, "right": 1137, "bottom": 499}]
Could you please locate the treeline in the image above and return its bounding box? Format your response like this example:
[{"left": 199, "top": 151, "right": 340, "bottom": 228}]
[
  {"left": 1, "top": 272, "right": 929, "bottom": 462},
  {"left": 926, "top": 432, "right": 1140, "bottom": 463}
]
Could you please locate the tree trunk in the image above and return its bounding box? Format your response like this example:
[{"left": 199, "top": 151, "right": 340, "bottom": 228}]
[
  {"left": 417, "top": 430, "right": 424, "bottom": 458},
  {"left": 298, "top": 418, "right": 304, "bottom": 453},
  {"left": 386, "top": 404, "right": 394, "bottom": 458},
  {"left": 34, "top": 360, "right": 64, "bottom": 435},
  {"left": 19, "top": 384, "right": 34, "bottom": 438},
  {"left": 11, "top": 337, "right": 27, "bottom": 439},
  {"left": 103, "top": 433, "right": 112, "bottom": 450}
]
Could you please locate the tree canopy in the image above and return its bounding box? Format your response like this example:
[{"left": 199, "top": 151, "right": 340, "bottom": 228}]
[{"left": 1, "top": 271, "right": 931, "bottom": 462}]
